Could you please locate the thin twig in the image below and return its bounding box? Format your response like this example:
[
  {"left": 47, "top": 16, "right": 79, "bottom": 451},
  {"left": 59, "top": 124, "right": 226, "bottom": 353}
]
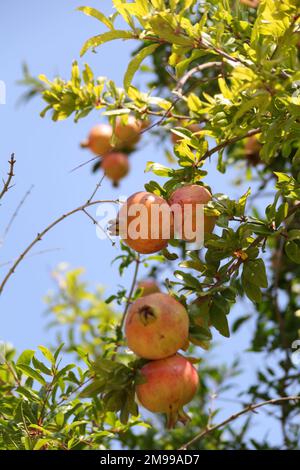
[
  {"left": 174, "top": 62, "right": 222, "bottom": 96},
  {"left": 1, "top": 184, "right": 34, "bottom": 241},
  {"left": 86, "top": 174, "right": 106, "bottom": 204},
  {"left": 112, "top": 254, "right": 141, "bottom": 359},
  {"left": 0, "top": 154, "right": 16, "bottom": 201},
  {"left": 82, "top": 208, "right": 116, "bottom": 247},
  {"left": 0, "top": 248, "right": 62, "bottom": 268},
  {"left": 69, "top": 155, "right": 100, "bottom": 174},
  {"left": 198, "top": 128, "right": 261, "bottom": 165},
  {"left": 0, "top": 198, "right": 119, "bottom": 296},
  {"left": 120, "top": 254, "right": 141, "bottom": 331},
  {"left": 179, "top": 396, "right": 300, "bottom": 449}
]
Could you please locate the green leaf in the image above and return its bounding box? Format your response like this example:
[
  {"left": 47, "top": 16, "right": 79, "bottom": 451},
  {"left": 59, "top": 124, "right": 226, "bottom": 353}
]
[
  {"left": 38, "top": 345, "right": 55, "bottom": 365},
  {"left": 243, "top": 282, "right": 262, "bottom": 303},
  {"left": 77, "top": 6, "right": 114, "bottom": 30},
  {"left": 80, "top": 30, "right": 133, "bottom": 56},
  {"left": 16, "top": 364, "right": 46, "bottom": 385},
  {"left": 16, "top": 350, "right": 35, "bottom": 366},
  {"left": 210, "top": 309, "right": 230, "bottom": 338},
  {"left": 80, "top": 379, "right": 105, "bottom": 397},
  {"left": 285, "top": 240, "right": 300, "bottom": 264},
  {"left": 145, "top": 161, "right": 173, "bottom": 177},
  {"left": 124, "top": 43, "right": 159, "bottom": 91},
  {"left": 242, "top": 259, "right": 268, "bottom": 288}
]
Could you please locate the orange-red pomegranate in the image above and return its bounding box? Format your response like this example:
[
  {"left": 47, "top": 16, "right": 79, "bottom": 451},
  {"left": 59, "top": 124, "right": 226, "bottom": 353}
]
[
  {"left": 101, "top": 152, "right": 129, "bottom": 186},
  {"left": 168, "top": 185, "right": 215, "bottom": 242},
  {"left": 125, "top": 293, "right": 189, "bottom": 360},
  {"left": 118, "top": 191, "right": 173, "bottom": 254},
  {"left": 81, "top": 124, "right": 113, "bottom": 155},
  {"left": 171, "top": 123, "right": 200, "bottom": 144},
  {"left": 115, "top": 116, "right": 142, "bottom": 148},
  {"left": 137, "top": 279, "right": 161, "bottom": 297},
  {"left": 136, "top": 354, "right": 199, "bottom": 428},
  {"left": 240, "top": 0, "right": 259, "bottom": 7},
  {"left": 245, "top": 135, "right": 262, "bottom": 166}
]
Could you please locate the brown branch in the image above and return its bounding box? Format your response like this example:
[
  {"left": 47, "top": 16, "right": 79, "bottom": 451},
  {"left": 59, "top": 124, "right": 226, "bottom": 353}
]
[
  {"left": 112, "top": 254, "right": 141, "bottom": 360},
  {"left": 1, "top": 184, "right": 34, "bottom": 241},
  {"left": 141, "top": 63, "right": 222, "bottom": 135},
  {"left": 0, "top": 197, "right": 119, "bottom": 296},
  {"left": 120, "top": 254, "right": 141, "bottom": 331},
  {"left": 179, "top": 396, "right": 300, "bottom": 450},
  {"left": 82, "top": 208, "right": 116, "bottom": 246},
  {"left": 174, "top": 61, "right": 222, "bottom": 96},
  {"left": 198, "top": 128, "right": 261, "bottom": 165},
  {"left": 0, "top": 154, "right": 16, "bottom": 201}
]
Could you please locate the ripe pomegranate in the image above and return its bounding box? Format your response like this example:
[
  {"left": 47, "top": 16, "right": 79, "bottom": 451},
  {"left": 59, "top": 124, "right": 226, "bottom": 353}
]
[
  {"left": 101, "top": 152, "right": 129, "bottom": 186},
  {"left": 137, "top": 279, "right": 161, "bottom": 297},
  {"left": 118, "top": 191, "right": 173, "bottom": 254},
  {"left": 168, "top": 185, "right": 215, "bottom": 242},
  {"left": 125, "top": 293, "right": 189, "bottom": 360},
  {"left": 115, "top": 116, "right": 142, "bottom": 148},
  {"left": 81, "top": 124, "right": 113, "bottom": 155},
  {"left": 171, "top": 123, "right": 200, "bottom": 145},
  {"left": 245, "top": 135, "right": 262, "bottom": 166},
  {"left": 136, "top": 354, "right": 199, "bottom": 428},
  {"left": 240, "top": 0, "right": 259, "bottom": 6}
]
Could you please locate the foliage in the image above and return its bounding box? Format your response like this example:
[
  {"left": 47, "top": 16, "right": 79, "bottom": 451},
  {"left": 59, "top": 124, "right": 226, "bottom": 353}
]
[{"left": 3, "top": 0, "right": 300, "bottom": 450}]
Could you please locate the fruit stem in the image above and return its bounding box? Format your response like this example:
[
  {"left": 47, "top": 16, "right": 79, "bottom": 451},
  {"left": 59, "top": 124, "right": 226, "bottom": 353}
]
[{"left": 80, "top": 140, "right": 89, "bottom": 149}]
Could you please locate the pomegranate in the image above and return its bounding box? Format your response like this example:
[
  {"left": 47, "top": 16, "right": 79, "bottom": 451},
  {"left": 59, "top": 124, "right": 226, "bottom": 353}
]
[
  {"left": 245, "top": 135, "right": 262, "bottom": 166},
  {"left": 168, "top": 185, "right": 215, "bottom": 242},
  {"left": 125, "top": 293, "right": 189, "bottom": 360},
  {"left": 136, "top": 354, "right": 199, "bottom": 428},
  {"left": 81, "top": 124, "right": 113, "bottom": 155},
  {"left": 171, "top": 123, "right": 200, "bottom": 145},
  {"left": 118, "top": 191, "right": 173, "bottom": 254},
  {"left": 240, "top": 0, "right": 259, "bottom": 6},
  {"left": 115, "top": 116, "right": 142, "bottom": 148},
  {"left": 101, "top": 152, "right": 129, "bottom": 186},
  {"left": 137, "top": 279, "right": 161, "bottom": 297}
]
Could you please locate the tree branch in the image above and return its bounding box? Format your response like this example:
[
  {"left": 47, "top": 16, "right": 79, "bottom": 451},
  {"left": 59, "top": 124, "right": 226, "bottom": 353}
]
[
  {"left": 0, "top": 197, "right": 119, "bottom": 296},
  {"left": 198, "top": 128, "right": 261, "bottom": 164},
  {"left": 179, "top": 396, "right": 300, "bottom": 450},
  {"left": 0, "top": 154, "right": 16, "bottom": 202}
]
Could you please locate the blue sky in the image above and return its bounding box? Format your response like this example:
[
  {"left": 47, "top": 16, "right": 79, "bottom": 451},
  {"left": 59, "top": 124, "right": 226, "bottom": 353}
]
[{"left": 0, "top": 0, "right": 284, "bottom": 446}]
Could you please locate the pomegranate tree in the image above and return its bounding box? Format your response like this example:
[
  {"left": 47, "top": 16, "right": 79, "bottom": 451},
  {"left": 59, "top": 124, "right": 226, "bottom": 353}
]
[
  {"left": 118, "top": 191, "right": 173, "bottom": 254},
  {"left": 168, "top": 184, "right": 215, "bottom": 242},
  {"left": 125, "top": 293, "right": 189, "bottom": 359},
  {"left": 136, "top": 355, "right": 199, "bottom": 428}
]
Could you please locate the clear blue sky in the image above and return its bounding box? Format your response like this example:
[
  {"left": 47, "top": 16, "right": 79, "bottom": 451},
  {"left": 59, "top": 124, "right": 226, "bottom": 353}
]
[{"left": 0, "top": 0, "right": 282, "bottom": 446}]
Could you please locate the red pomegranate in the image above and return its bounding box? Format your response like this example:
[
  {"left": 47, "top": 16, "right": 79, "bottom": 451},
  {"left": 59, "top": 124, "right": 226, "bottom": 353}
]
[
  {"left": 81, "top": 124, "right": 113, "bottom": 155},
  {"left": 137, "top": 279, "right": 161, "bottom": 297},
  {"left": 118, "top": 191, "right": 173, "bottom": 254},
  {"left": 125, "top": 293, "right": 189, "bottom": 360},
  {"left": 136, "top": 354, "right": 199, "bottom": 428},
  {"left": 245, "top": 135, "right": 262, "bottom": 166},
  {"left": 101, "top": 152, "right": 129, "bottom": 186},
  {"left": 168, "top": 185, "right": 215, "bottom": 242},
  {"left": 115, "top": 116, "right": 142, "bottom": 148}
]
